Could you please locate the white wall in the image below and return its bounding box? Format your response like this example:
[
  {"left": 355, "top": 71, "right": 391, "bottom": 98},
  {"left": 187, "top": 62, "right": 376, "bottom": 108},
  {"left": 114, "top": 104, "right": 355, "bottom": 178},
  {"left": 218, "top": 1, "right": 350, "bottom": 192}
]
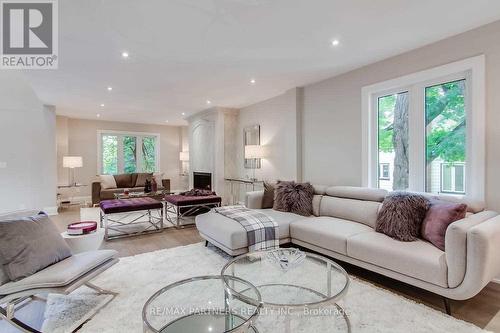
[
  {"left": 0, "top": 72, "right": 57, "bottom": 214},
  {"left": 56, "top": 117, "right": 185, "bottom": 197},
  {"left": 233, "top": 20, "right": 500, "bottom": 212},
  {"left": 302, "top": 20, "right": 500, "bottom": 212},
  {"left": 237, "top": 88, "right": 302, "bottom": 182}
]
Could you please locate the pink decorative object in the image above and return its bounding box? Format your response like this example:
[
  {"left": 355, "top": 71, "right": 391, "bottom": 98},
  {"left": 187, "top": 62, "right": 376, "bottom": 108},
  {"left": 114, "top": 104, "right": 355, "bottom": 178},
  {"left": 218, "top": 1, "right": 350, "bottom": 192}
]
[{"left": 67, "top": 221, "right": 98, "bottom": 235}]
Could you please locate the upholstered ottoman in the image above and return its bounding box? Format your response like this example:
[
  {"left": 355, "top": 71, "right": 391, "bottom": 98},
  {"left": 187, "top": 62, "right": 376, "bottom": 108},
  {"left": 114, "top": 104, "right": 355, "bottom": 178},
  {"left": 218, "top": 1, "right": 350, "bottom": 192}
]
[
  {"left": 164, "top": 195, "right": 221, "bottom": 228},
  {"left": 99, "top": 198, "right": 163, "bottom": 240},
  {"left": 195, "top": 208, "right": 307, "bottom": 256}
]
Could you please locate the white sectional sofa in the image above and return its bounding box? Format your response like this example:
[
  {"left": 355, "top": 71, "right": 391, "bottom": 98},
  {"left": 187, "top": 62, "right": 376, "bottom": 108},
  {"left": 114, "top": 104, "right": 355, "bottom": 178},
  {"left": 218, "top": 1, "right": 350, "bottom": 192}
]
[{"left": 195, "top": 186, "right": 500, "bottom": 302}]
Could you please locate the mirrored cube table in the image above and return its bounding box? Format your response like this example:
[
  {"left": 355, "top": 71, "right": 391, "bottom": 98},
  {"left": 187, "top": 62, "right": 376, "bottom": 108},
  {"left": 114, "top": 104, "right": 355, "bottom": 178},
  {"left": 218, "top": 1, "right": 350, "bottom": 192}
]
[
  {"left": 221, "top": 248, "right": 351, "bottom": 332},
  {"left": 143, "top": 275, "right": 262, "bottom": 333}
]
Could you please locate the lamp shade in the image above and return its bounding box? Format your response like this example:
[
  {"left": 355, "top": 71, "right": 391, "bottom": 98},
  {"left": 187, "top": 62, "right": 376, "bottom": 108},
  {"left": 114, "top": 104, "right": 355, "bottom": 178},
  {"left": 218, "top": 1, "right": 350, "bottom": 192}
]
[
  {"left": 63, "top": 156, "right": 83, "bottom": 168},
  {"left": 179, "top": 151, "right": 189, "bottom": 161},
  {"left": 245, "top": 145, "right": 264, "bottom": 159}
]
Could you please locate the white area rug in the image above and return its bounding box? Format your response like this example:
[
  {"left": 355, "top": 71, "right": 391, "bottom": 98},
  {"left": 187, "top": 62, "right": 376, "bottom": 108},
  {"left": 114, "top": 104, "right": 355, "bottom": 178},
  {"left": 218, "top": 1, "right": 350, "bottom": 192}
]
[{"left": 42, "top": 243, "right": 488, "bottom": 333}]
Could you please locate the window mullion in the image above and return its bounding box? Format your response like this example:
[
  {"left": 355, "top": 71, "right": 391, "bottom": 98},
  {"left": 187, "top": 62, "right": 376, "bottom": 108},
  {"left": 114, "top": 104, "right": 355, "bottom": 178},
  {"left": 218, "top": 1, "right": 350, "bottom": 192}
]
[
  {"left": 408, "top": 85, "right": 425, "bottom": 192},
  {"left": 137, "top": 136, "right": 143, "bottom": 172},
  {"left": 117, "top": 135, "right": 124, "bottom": 174}
]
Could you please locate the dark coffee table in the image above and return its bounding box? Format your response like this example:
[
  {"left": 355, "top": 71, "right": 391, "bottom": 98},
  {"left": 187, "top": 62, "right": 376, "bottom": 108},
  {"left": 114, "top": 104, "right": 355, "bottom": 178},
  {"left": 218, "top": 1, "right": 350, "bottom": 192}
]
[{"left": 164, "top": 195, "right": 221, "bottom": 229}]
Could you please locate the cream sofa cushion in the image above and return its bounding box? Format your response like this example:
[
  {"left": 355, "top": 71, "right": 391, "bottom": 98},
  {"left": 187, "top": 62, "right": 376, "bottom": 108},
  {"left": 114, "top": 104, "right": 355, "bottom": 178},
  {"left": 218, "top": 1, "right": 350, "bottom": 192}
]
[
  {"left": 312, "top": 195, "right": 322, "bottom": 217},
  {"left": 0, "top": 250, "right": 117, "bottom": 294},
  {"left": 290, "top": 217, "right": 372, "bottom": 255},
  {"left": 325, "top": 186, "right": 387, "bottom": 202},
  {"left": 99, "top": 175, "right": 117, "bottom": 189},
  {"left": 319, "top": 196, "right": 381, "bottom": 228},
  {"left": 347, "top": 232, "right": 448, "bottom": 287}
]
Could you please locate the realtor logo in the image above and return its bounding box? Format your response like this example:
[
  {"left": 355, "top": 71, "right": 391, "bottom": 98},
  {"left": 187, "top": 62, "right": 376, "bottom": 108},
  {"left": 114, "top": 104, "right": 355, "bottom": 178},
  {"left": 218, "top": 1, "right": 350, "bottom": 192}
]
[{"left": 1, "top": 0, "right": 58, "bottom": 69}]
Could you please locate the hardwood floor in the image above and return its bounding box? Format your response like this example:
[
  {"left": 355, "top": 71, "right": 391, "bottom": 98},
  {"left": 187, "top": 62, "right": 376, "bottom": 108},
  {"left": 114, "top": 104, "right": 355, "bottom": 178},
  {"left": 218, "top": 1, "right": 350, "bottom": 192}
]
[{"left": 1, "top": 206, "right": 500, "bottom": 332}]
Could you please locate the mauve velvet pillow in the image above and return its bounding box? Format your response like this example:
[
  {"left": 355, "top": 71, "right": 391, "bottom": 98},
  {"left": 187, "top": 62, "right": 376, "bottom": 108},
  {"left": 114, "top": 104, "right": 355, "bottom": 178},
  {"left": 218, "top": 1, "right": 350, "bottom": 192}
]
[
  {"left": 376, "top": 192, "right": 431, "bottom": 241},
  {"left": 273, "top": 181, "right": 314, "bottom": 216},
  {"left": 421, "top": 200, "right": 467, "bottom": 251}
]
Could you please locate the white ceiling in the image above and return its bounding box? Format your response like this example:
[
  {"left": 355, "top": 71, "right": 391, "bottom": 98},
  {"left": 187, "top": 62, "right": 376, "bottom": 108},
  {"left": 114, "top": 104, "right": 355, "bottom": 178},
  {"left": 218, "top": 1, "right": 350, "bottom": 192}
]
[{"left": 24, "top": 0, "right": 500, "bottom": 126}]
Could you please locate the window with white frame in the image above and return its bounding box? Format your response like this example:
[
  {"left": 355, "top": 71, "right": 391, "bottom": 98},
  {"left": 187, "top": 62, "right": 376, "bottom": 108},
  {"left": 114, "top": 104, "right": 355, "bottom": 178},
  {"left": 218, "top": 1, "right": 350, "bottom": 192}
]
[
  {"left": 441, "top": 163, "right": 466, "bottom": 194},
  {"left": 362, "top": 56, "right": 485, "bottom": 201},
  {"left": 379, "top": 163, "right": 390, "bottom": 180},
  {"left": 98, "top": 131, "right": 159, "bottom": 175}
]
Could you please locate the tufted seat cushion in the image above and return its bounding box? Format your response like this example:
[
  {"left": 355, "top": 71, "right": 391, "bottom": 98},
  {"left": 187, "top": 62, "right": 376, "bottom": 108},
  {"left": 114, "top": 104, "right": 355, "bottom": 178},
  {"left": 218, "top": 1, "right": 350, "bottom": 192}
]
[{"left": 100, "top": 198, "right": 162, "bottom": 214}]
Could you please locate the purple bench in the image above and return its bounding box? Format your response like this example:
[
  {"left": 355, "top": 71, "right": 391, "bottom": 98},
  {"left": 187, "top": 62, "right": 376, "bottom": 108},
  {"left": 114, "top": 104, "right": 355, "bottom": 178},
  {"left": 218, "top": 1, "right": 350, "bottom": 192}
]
[
  {"left": 99, "top": 198, "right": 164, "bottom": 240},
  {"left": 164, "top": 195, "right": 221, "bottom": 228}
]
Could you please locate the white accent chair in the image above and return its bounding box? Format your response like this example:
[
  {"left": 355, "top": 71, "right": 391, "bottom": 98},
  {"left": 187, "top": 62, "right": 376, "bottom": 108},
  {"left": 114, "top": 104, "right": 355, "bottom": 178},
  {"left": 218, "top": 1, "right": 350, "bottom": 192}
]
[{"left": 0, "top": 211, "right": 118, "bottom": 333}]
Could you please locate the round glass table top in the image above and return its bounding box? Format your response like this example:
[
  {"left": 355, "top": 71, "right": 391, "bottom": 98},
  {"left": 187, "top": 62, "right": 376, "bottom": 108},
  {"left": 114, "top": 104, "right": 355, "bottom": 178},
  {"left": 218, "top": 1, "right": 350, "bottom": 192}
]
[
  {"left": 221, "top": 248, "right": 350, "bottom": 308},
  {"left": 142, "top": 275, "right": 262, "bottom": 333}
]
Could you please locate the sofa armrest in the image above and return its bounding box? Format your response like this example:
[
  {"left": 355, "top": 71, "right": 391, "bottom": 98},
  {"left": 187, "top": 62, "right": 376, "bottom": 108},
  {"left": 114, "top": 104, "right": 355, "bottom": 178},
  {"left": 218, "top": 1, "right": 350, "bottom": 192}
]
[
  {"left": 92, "top": 182, "right": 101, "bottom": 205},
  {"left": 450, "top": 215, "right": 500, "bottom": 299},
  {"left": 162, "top": 179, "right": 171, "bottom": 192},
  {"left": 445, "top": 210, "right": 498, "bottom": 291},
  {"left": 245, "top": 191, "right": 264, "bottom": 209}
]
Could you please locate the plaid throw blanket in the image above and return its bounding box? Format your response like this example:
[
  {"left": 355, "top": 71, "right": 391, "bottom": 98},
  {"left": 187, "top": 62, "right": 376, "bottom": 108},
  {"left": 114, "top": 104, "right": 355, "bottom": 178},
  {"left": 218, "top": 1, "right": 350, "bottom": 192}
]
[{"left": 214, "top": 205, "right": 279, "bottom": 252}]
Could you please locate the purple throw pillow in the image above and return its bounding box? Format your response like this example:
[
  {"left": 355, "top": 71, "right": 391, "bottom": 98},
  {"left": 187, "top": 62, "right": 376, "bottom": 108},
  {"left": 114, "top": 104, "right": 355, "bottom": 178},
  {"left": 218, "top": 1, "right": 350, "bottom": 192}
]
[
  {"left": 421, "top": 200, "right": 467, "bottom": 251},
  {"left": 376, "top": 192, "right": 431, "bottom": 241}
]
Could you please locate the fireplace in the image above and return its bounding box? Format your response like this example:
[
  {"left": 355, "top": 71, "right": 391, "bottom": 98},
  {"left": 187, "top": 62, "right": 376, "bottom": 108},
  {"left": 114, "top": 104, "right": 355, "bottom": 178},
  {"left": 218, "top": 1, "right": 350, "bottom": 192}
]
[{"left": 193, "top": 172, "right": 212, "bottom": 190}]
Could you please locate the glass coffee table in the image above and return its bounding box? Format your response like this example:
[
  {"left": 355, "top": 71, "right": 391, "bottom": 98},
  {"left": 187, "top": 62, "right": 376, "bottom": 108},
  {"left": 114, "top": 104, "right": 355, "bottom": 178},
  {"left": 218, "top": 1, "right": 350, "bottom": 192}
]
[
  {"left": 142, "top": 275, "right": 262, "bottom": 333},
  {"left": 221, "top": 248, "right": 351, "bottom": 332}
]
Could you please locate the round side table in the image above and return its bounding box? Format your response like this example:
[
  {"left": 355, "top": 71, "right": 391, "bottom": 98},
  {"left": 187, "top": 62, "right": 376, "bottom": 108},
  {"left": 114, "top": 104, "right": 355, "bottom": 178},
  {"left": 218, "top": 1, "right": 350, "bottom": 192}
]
[{"left": 61, "top": 228, "right": 105, "bottom": 254}]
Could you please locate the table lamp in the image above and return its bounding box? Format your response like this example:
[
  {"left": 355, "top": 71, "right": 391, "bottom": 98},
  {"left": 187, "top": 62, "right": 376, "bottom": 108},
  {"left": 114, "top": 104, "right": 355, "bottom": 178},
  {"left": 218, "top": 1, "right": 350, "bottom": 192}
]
[
  {"left": 63, "top": 156, "right": 83, "bottom": 186},
  {"left": 244, "top": 145, "right": 264, "bottom": 181}
]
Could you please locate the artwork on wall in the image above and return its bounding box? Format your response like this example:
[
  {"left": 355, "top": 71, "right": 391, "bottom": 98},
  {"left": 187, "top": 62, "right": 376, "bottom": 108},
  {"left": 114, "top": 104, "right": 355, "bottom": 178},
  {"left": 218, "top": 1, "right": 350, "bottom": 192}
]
[{"left": 244, "top": 125, "right": 261, "bottom": 169}]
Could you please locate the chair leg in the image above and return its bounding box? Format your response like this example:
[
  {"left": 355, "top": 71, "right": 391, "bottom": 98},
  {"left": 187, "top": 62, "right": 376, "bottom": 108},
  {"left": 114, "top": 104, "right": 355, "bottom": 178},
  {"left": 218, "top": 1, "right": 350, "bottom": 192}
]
[
  {"left": 443, "top": 297, "right": 451, "bottom": 315},
  {"left": 85, "top": 282, "right": 118, "bottom": 296},
  {"left": 0, "top": 303, "right": 42, "bottom": 333},
  {"left": 205, "top": 240, "right": 209, "bottom": 247}
]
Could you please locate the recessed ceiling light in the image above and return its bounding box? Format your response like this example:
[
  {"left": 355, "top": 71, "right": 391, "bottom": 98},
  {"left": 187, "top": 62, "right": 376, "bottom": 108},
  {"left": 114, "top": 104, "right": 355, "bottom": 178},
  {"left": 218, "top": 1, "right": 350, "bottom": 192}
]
[
  {"left": 96, "top": 114, "right": 101, "bottom": 118},
  {"left": 250, "top": 79, "right": 256, "bottom": 84},
  {"left": 165, "top": 120, "right": 169, "bottom": 123},
  {"left": 107, "top": 86, "right": 112, "bottom": 91},
  {"left": 100, "top": 104, "right": 105, "bottom": 107},
  {"left": 206, "top": 100, "right": 211, "bottom": 105},
  {"left": 331, "top": 39, "right": 340, "bottom": 46},
  {"left": 121, "top": 51, "right": 129, "bottom": 58},
  {"left": 181, "top": 112, "right": 186, "bottom": 116}
]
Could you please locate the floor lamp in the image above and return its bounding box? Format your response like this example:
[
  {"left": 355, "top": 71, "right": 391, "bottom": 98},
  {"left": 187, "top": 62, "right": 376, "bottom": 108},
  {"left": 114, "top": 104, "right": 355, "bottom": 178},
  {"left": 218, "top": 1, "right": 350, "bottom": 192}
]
[{"left": 63, "top": 156, "right": 83, "bottom": 186}]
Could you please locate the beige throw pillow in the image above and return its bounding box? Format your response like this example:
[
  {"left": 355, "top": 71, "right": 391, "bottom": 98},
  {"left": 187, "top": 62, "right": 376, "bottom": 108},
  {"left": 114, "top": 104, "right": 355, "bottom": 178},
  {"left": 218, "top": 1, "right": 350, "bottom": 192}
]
[
  {"left": 0, "top": 213, "right": 72, "bottom": 281},
  {"left": 100, "top": 175, "right": 117, "bottom": 189}
]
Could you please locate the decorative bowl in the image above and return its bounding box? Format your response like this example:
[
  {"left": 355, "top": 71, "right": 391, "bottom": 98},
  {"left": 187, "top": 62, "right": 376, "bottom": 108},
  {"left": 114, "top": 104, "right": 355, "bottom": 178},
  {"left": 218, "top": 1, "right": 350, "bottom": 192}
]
[{"left": 266, "top": 248, "right": 306, "bottom": 271}]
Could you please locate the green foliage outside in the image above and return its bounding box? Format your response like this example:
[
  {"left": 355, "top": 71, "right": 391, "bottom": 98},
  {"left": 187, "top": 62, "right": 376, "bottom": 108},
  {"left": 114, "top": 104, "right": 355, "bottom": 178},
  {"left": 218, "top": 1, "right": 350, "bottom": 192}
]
[
  {"left": 102, "top": 135, "right": 156, "bottom": 174},
  {"left": 425, "top": 80, "right": 466, "bottom": 164},
  {"left": 123, "top": 136, "right": 137, "bottom": 173},
  {"left": 102, "top": 135, "right": 117, "bottom": 174},
  {"left": 378, "top": 80, "right": 465, "bottom": 164},
  {"left": 378, "top": 94, "right": 396, "bottom": 153},
  {"left": 142, "top": 137, "right": 156, "bottom": 173}
]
